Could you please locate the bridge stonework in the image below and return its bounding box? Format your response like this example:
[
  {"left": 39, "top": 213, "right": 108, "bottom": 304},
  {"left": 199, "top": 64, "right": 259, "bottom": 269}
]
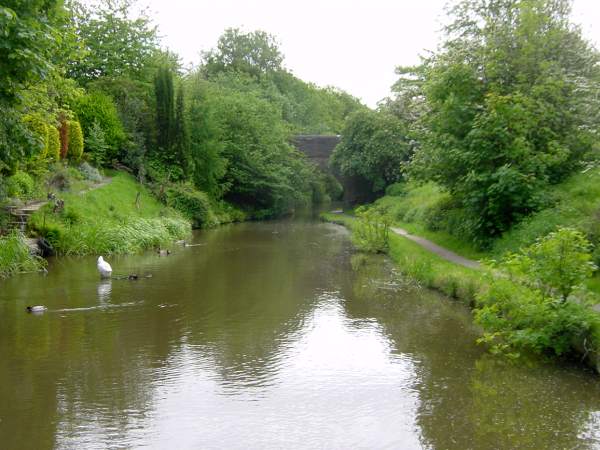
[{"left": 292, "top": 135, "right": 372, "bottom": 204}]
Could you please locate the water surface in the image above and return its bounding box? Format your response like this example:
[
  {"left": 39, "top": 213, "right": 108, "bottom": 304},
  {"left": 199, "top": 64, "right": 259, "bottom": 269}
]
[{"left": 1, "top": 220, "right": 599, "bottom": 449}]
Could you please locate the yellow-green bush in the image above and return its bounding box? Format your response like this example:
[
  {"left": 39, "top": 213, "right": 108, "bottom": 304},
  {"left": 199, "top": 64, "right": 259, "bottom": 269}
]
[
  {"left": 68, "top": 120, "right": 84, "bottom": 161},
  {"left": 47, "top": 126, "right": 60, "bottom": 161}
]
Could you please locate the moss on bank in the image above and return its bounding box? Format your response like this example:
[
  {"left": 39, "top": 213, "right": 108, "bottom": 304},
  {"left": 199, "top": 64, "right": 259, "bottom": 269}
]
[{"left": 29, "top": 172, "right": 191, "bottom": 255}]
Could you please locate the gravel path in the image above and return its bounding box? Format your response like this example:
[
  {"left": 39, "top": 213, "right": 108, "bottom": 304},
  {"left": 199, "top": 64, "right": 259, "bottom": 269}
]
[{"left": 390, "top": 226, "right": 481, "bottom": 269}]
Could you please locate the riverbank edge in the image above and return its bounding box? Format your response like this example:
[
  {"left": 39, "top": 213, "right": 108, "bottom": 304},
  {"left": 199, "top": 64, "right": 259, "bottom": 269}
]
[{"left": 320, "top": 212, "right": 600, "bottom": 374}]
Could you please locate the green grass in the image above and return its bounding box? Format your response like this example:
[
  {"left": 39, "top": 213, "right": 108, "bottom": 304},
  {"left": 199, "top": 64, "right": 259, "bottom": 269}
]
[
  {"left": 371, "top": 172, "right": 600, "bottom": 293},
  {"left": 0, "top": 231, "right": 47, "bottom": 278},
  {"left": 29, "top": 172, "right": 191, "bottom": 255},
  {"left": 492, "top": 170, "right": 600, "bottom": 255},
  {"left": 374, "top": 182, "right": 485, "bottom": 260}
]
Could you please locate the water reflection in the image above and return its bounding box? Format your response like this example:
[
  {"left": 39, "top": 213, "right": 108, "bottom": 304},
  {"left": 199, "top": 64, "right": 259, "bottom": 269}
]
[
  {"left": 97, "top": 280, "right": 112, "bottom": 304},
  {"left": 0, "top": 220, "right": 599, "bottom": 449}
]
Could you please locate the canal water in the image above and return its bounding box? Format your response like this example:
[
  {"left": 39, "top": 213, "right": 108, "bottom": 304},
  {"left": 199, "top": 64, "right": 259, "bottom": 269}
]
[{"left": 0, "top": 220, "right": 599, "bottom": 449}]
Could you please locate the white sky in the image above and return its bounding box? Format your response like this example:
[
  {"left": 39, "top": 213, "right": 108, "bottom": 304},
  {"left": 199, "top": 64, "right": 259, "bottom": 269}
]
[{"left": 142, "top": 0, "right": 600, "bottom": 107}]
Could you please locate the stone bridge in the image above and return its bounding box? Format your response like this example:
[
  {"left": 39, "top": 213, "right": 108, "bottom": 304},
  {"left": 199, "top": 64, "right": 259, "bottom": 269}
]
[{"left": 292, "top": 135, "right": 372, "bottom": 204}]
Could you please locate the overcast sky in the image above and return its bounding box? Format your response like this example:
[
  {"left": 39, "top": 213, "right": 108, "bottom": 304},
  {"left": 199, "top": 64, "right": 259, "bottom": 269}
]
[{"left": 142, "top": 0, "right": 600, "bottom": 107}]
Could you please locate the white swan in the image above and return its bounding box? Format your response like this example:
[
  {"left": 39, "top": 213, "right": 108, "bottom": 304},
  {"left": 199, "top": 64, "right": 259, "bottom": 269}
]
[{"left": 97, "top": 256, "right": 113, "bottom": 278}]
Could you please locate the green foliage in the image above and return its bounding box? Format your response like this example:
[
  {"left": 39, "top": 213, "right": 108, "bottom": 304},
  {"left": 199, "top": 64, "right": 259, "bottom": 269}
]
[
  {"left": 493, "top": 170, "right": 600, "bottom": 257},
  {"left": 323, "top": 173, "right": 343, "bottom": 201},
  {"left": 68, "top": 0, "right": 159, "bottom": 83},
  {"left": 331, "top": 109, "right": 411, "bottom": 193},
  {"left": 5, "top": 171, "right": 35, "bottom": 198},
  {"left": 73, "top": 91, "right": 125, "bottom": 160},
  {"left": 499, "top": 228, "right": 596, "bottom": 301},
  {"left": 0, "top": 105, "right": 39, "bottom": 174},
  {"left": 47, "top": 126, "right": 60, "bottom": 161},
  {"left": 67, "top": 120, "right": 84, "bottom": 161},
  {"left": 164, "top": 184, "right": 218, "bottom": 228},
  {"left": 172, "top": 84, "right": 191, "bottom": 177},
  {"left": 0, "top": 1, "right": 63, "bottom": 103},
  {"left": 203, "top": 28, "right": 283, "bottom": 80},
  {"left": 475, "top": 228, "right": 599, "bottom": 357},
  {"left": 353, "top": 206, "right": 391, "bottom": 253},
  {"left": 29, "top": 172, "right": 190, "bottom": 255},
  {"left": 23, "top": 114, "right": 49, "bottom": 158},
  {"left": 206, "top": 84, "right": 320, "bottom": 216},
  {"left": 201, "top": 31, "right": 365, "bottom": 134},
  {"left": 0, "top": 231, "right": 46, "bottom": 278},
  {"left": 154, "top": 66, "right": 175, "bottom": 157},
  {"left": 475, "top": 278, "right": 599, "bottom": 358},
  {"left": 403, "top": 0, "right": 600, "bottom": 240},
  {"left": 84, "top": 120, "right": 109, "bottom": 165},
  {"left": 186, "top": 77, "right": 226, "bottom": 198}
]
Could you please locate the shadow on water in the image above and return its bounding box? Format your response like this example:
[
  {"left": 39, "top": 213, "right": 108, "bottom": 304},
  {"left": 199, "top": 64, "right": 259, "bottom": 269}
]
[{"left": 0, "top": 219, "right": 599, "bottom": 449}]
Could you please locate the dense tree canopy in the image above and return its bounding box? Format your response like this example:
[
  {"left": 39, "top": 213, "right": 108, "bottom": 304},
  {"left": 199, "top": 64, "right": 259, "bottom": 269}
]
[
  {"left": 331, "top": 110, "right": 412, "bottom": 193},
  {"left": 398, "top": 0, "right": 600, "bottom": 239}
]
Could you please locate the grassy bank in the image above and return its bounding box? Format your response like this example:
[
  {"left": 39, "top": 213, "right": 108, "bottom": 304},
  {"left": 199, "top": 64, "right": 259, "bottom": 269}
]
[
  {"left": 321, "top": 212, "right": 600, "bottom": 373},
  {"left": 28, "top": 172, "right": 191, "bottom": 255},
  {"left": 321, "top": 213, "right": 485, "bottom": 305},
  {"left": 0, "top": 232, "right": 47, "bottom": 278},
  {"left": 374, "top": 171, "right": 600, "bottom": 292}
]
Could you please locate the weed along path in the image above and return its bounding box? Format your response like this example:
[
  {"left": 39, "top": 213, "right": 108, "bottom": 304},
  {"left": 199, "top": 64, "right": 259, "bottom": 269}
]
[{"left": 390, "top": 226, "right": 481, "bottom": 269}]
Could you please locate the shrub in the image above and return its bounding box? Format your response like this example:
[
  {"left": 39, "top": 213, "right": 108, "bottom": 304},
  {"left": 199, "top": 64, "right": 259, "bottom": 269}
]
[
  {"left": 475, "top": 278, "right": 599, "bottom": 357},
  {"left": 5, "top": 171, "right": 35, "bottom": 198},
  {"left": 68, "top": 121, "right": 84, "bottom": 161},
  {"left": 73, "top": 91, "right": 125, "bottom": 159},
  {"left": 85, "top": 120, "right": 109, "bottom": 166},
  {"left": 47, "top": 126, "right": 60, "bottom": 161},
  {"left": 475, "top": 228, "right": 599, "bottom": 358},
  {"left": 500, "top": 228, "right": 597, "bottom": 301},
  {"left": 164, "top": 184, "right": 219, "bottom": 228},
  {"left": 353, "top": 206, "right": 391, "bottom": 253}
]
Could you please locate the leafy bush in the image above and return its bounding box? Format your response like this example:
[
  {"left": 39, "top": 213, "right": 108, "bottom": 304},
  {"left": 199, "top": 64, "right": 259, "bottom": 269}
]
[
  {"left": 353, "top": 206, "right": 391, "bottom": 253},
  {"left": 500, "top": 228, "right": 597, "bottom": 301},
  {"left": 475, "top": 228, "right": 599, "bottom": 357},
  {"left": 73, "top": 91, "right": 125, "bottom": 160},
  {"left": 5, "top": 171, "right": 35, "bottom": 198},
  {"left": 68, "top": 120, "right": 84, "bottom": 161},
  {"left": 164, "top": 184, "right": 219, "bottom": 228},
  {"left": 85, "top": 120, "right": 109, "bottom": 166},
  {"left": 23, "top": 114, "right": 48, "bottom": 158}
]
